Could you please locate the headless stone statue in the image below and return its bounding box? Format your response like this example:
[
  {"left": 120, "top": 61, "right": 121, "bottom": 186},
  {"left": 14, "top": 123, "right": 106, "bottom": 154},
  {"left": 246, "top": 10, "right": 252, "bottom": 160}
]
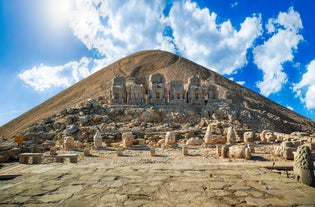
[
  {"left": 93, "top": 130, "right": 103, "bottom": 149},
  {"left": 226, "top": 126, "right": 236, "bottom": 145}
]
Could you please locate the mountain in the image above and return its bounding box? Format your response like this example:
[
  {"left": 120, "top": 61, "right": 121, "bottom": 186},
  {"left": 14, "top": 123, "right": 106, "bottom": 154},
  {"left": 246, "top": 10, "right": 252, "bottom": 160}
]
[{"left": 0, "top": 50, "right": 314, "bottom": 140}]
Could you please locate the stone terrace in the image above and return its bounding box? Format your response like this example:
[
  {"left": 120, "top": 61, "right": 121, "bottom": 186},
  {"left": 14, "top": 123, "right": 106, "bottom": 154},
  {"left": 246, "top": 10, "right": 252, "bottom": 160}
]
[{"left": 0, "top": 147, "right": 314, "bottom": 206}]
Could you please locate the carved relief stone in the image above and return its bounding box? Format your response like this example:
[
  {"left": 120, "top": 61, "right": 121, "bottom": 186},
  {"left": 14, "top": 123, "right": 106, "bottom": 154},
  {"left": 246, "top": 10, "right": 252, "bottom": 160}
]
[
  {"left": 128, "top": 84, "right": 145, "bottom": 105},
  {"left": 187, "top": 76, "right": 204, "bottom": 105}
]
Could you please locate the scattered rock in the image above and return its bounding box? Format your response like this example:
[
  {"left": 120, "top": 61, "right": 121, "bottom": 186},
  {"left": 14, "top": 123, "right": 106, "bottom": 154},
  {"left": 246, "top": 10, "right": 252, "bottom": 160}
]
[{"left": 63, "top": 125, "right": 79, "bottom": 135}]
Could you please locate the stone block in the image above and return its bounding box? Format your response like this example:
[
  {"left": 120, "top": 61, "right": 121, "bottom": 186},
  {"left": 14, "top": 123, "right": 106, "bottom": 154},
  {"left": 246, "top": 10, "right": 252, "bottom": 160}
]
[
  {"left": 150, "top": 148, "right": 155, "bottom": 156},
  {"left": 182, "top": 146, "right": 188, "bottom": 156},
  {"left": 186, "top": 137, "right": 203, "bottom": 146}
]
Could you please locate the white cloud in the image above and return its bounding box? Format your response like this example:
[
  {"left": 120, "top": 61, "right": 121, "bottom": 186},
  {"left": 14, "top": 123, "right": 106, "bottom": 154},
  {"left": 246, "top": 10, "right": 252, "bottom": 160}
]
[
  {"left": 253, "top": 7, "right": 303, "bottom": 96},
  {"left": 293, "top": 60, "right": 315, "bottom": 109},
  {"left": 18, "top": 57, "right": 108, "bottom": 91},
  {"left": 167, "top": 1, "right": 262, "bottom": 74},
  {"left": 19, "top": 0, "right": 173, "bottom": 91},
  {"left": 236, "top": 81, "right": 245, "bottom": 86},
  {"left": 286, "top": 105, "right": 293, "bottom": 111},
  {"left": 68, "top": 0, "right": 172, "bottom": 61},
  {"left": 19, "top": 0, "right": 264, "bottom": 91},
  {"left": 231, "top": 2, "right": 238, "bottom": 8}
]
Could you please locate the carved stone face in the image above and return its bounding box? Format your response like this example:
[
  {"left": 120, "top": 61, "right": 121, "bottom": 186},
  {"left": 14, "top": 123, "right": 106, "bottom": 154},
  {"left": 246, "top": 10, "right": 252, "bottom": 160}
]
[
  {"left": 165, "top": 132, "right": 176, "bottom": 145},
  {"left": 265, "top": 132, "right": 275, "bottom": 141}
]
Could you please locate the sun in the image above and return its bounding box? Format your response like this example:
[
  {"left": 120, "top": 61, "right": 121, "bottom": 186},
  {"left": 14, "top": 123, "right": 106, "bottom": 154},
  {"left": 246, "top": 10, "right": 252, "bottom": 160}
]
[{"left": 43, "top": 0, "right": 74, "bottom": 30}]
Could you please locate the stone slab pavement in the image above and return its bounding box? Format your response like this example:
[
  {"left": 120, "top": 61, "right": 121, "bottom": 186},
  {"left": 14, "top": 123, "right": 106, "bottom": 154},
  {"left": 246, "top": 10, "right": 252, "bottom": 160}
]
[{"left": 0, "top": 160, "right": 314, "bottom": 207}]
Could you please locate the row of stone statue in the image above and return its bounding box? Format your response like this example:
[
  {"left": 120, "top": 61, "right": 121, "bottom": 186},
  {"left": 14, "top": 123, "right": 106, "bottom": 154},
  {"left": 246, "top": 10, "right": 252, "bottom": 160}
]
[{"left": 110, "top": 73, "right": 219, "bottom": 105}]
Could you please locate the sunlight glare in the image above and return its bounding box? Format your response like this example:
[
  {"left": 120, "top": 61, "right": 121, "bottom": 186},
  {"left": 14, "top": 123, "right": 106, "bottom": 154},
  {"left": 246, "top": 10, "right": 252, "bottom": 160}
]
[{"left": 44, "top": 0, "right": 74, "bottom": 30}]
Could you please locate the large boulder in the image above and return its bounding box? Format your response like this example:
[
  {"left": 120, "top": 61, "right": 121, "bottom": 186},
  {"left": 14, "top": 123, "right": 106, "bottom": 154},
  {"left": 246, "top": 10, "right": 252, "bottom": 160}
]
[
  {"left": 88, "top": 98, "right": 99, "bottom": 107},
  {"left": 79, "top": 116, "right": 90, "bottom": 125},
  {"left": 63, "top": 124, "right": 79, "bottom": 135}
]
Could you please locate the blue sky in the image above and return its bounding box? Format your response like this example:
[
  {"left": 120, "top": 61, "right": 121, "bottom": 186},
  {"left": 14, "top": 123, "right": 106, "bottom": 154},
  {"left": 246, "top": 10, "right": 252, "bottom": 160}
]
[{"left": 1, "top": 0, "right": 315, "bottom": 126}]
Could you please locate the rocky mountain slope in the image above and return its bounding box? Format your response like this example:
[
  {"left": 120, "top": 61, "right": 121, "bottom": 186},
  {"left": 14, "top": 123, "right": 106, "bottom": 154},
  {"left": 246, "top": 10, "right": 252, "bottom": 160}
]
[{"left": 0, "top": 50, "right": 314, "bottom": 140}]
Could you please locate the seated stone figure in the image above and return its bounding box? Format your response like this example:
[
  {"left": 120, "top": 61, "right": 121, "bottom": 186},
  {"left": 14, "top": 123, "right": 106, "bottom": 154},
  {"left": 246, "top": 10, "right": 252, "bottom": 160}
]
[
  {"left": 110, "top": 76, "right": 126, "bottom": 104},
  {"left": 187, "top": 76, "right": 204, "bottom": 105},
  {"left": 169, "top": 80, "right": 185, "bottom": 104},
  {"left": 128, "top": 84, "right": 145, "bottom": 105},
  {"left": 149, "top": 73, "right": 166, "bottom": 104}
]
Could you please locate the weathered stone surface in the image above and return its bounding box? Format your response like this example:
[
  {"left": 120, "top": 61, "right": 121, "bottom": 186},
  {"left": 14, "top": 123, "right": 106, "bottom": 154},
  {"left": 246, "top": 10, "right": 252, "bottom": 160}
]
[
  {"left": 63, "top": 136, "right": 75, "bottom": 150},
  {"left": 165, "top": 132, "right": 176, "bottom": 146},
  {"left": 93, "top": 130, "right": 102, "bottom": 148},
  {"left": 83, "top": 148, "right": 90, "bottom": 156},
  {"left": 226, "top": 126, "right": 236, "bottom": 145},
  {"left": 260, "top": 130, "right": 275, "bottom": 142},
  {"left": 50, "top": 147, "right": 57, "bottom": 155},
  {"left": 149, "top": 73, "right": 166, "bottom": 104},
  {"left": 110, "top": 76, "right": 126, "bottom": 104},
  {"left": 88, "top": 98, "right": 99, "bottom": 108},
  {"left": 186, "top": 137, "right": 203, "bottom": 146},
  {"left": 122, "top": 132, "right": 134, "bottom": 148},
  {"left": 243, "top": 131, "right": 254, "bottom": 143},
  {"left": 63, "top": 124, "right": 79, "bottom": 135},
  {"left": 294, "top": 145, "right": 314, "bottom": 186},
  {"left": 1, "top": 160, "right": 314, "bottom": 206},
  {"left": 222, "top": 145, "right": 251, "bottom": 159},
  {"left": 274, "top": 141, "right": 297, "bottom": 160}
]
